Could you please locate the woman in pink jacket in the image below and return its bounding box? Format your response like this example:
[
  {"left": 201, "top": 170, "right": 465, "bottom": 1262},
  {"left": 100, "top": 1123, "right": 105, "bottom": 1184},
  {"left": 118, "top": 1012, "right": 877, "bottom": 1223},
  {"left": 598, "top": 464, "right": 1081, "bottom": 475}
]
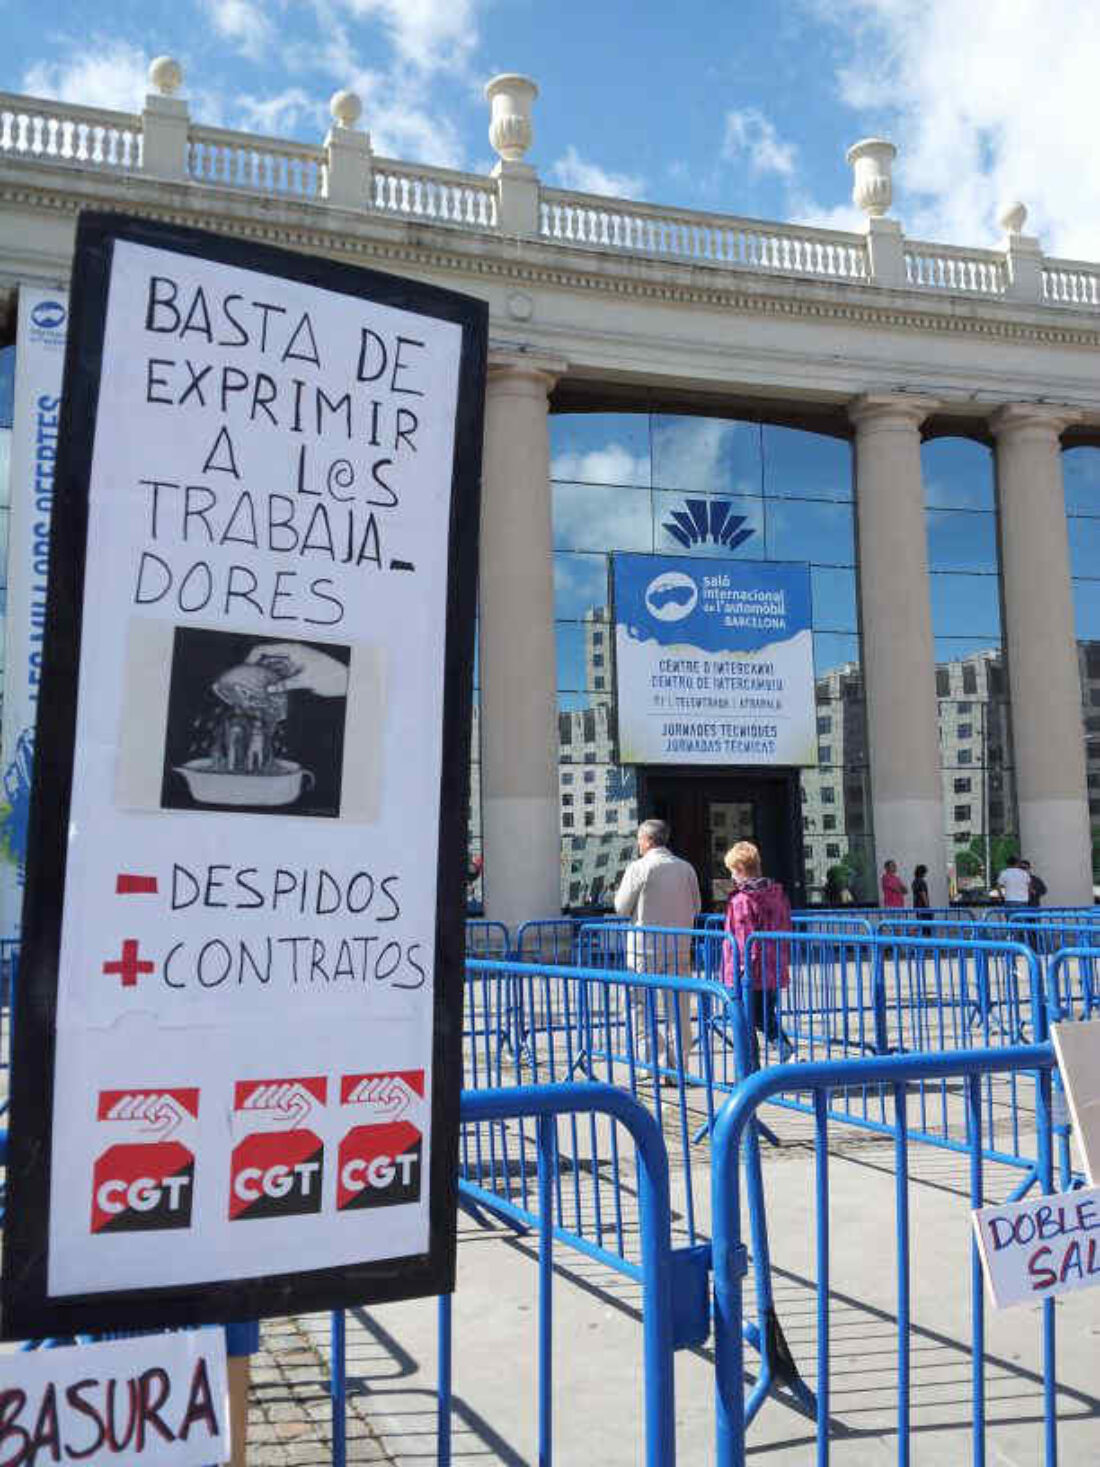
[{"left": 721, "top": 840, "right": 795, "bottom": 1064}]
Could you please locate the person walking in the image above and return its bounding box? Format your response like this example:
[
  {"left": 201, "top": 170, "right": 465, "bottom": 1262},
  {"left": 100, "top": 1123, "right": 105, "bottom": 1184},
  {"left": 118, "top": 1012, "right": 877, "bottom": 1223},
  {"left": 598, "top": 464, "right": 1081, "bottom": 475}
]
[
  {"left": 1020, "top": 859, "right": 1047, "bottom": 907},
  {"left": 996, "top": 854, "right": 1031, "bottom": 908},
  {"left": 881, "top": 859, "right": 907, "bottom": 909},
  {"left": 722, "top": 840, "right": 794, "bottom": 1065},
  {"left": 912, "top": 863, "right": 931, "bottom": 927},
  {"left": 614, "top": 818, "right": 700, "bottom": 1073}
]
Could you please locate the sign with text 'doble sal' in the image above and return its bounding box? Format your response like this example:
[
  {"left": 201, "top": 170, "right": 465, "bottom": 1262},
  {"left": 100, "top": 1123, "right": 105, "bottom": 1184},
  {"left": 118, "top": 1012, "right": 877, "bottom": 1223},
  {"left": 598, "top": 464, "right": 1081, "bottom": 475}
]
[
  {"left": 1, "top": 213, "right": 486, "bottom": 1337},
  {"left": 612, "top": 553, "right": 816, "bottom": 765},
  {"left": 973, "top": 1184, "right": 1100, "bottom": 1308}
]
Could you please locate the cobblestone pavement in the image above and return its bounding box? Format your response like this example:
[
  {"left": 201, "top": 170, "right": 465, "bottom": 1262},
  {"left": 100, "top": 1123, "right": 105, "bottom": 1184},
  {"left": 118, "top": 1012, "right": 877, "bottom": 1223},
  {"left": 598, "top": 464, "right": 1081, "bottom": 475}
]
[{"left": 248, "top": 1315, "right": 393, "bottom": 1465}]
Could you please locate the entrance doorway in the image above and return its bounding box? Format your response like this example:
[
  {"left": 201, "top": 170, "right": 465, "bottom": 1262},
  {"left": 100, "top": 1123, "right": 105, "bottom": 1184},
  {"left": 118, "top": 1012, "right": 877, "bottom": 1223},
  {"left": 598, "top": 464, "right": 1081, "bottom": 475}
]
[{"left": 636, "top": 768, "right": 804, "bottom": 913}]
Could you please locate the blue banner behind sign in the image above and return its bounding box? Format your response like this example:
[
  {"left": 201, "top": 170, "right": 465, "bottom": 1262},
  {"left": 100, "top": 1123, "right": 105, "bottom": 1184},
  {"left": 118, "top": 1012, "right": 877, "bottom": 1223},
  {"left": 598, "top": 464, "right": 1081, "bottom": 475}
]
[{"left": 612, "top": 553, "right": 817, "bottom": 766}]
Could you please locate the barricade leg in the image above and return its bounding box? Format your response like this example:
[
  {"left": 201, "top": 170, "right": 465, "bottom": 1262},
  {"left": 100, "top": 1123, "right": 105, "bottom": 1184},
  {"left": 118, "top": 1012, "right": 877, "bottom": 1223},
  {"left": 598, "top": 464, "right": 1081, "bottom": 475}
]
[
  {"left": 330, "top": 1309, "right": 346, "bottom": 1467},
  {"left": 437, "top": 1293, "right": 453, "bottom": 1467}
]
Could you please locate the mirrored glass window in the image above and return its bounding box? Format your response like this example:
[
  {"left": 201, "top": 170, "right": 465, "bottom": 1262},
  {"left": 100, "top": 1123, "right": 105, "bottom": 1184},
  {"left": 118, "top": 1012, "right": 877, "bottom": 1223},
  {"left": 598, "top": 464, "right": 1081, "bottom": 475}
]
[
  {"left": 922, "top": 436, "right": 995, "bottom": 510},
  {"left": 552, "top": 482, "right": 652, "bottom": 552},
  {"left": 766, "top": 498, "right": 855, "bottom": 566},
  {"left": 1064, "top": 445, "right": 1100, "bottom": 887},
  {"left": 549, "top": 412, "right": 651, "bottom": 486},
  {"left": 764, "top": 426, "right": 852, "bottom": 501},
  {"left": 651, "top": 415, "right": 761, "bottom": 495}
]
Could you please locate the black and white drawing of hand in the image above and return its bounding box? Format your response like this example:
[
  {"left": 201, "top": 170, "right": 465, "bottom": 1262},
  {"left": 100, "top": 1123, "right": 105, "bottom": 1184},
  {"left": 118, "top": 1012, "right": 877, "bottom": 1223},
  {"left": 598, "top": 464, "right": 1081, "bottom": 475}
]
[{"left": 246, "top": 643, "right": 349, "bottom": 698}]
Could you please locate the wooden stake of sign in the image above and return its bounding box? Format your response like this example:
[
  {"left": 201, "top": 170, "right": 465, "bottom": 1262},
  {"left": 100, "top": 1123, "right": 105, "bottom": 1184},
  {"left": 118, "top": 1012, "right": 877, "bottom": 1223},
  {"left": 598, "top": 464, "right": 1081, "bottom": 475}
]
[{"left": 1051, "top": 1019, "right": 1100, "bottom": 1184}]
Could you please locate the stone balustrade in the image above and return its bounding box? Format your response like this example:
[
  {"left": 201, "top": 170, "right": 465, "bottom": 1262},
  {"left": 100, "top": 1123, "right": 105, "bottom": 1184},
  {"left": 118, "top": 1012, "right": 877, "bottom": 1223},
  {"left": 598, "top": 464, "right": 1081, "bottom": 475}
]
[{"left": 0, "top": 61, "right": 1094, "bottom": 311}]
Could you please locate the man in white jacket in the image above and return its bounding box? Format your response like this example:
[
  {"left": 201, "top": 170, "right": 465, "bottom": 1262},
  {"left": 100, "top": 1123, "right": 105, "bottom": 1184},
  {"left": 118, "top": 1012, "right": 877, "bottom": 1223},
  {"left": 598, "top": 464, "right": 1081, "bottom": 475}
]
[{"left": 614, "top": 819, "right": 701, "bottom": 1073}]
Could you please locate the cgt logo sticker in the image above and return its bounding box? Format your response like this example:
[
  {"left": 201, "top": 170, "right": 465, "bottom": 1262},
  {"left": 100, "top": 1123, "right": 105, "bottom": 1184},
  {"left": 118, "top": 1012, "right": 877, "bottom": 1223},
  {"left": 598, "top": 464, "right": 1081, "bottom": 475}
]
[
  {"left": 229, "top": 1077, "right": 326, "bottom": 1222},
  {"left": 338, "top": 1071, "right": 424, "bottom": 1212},
  {"left": 91, "top": 1088, "right": 200, "bottom": 1235}
]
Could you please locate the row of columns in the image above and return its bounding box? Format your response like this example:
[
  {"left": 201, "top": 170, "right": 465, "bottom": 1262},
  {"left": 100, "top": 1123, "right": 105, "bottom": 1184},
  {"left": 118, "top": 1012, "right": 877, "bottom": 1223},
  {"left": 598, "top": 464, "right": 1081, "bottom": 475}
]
[{"left": 479, "top": 356, "right": 1094, "bottom": 925}]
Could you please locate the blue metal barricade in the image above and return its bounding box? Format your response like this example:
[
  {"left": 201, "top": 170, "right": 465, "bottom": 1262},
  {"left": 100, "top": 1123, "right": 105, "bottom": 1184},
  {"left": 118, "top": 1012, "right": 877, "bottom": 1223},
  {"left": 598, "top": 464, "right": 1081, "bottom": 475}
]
[
  {"left": 738, "top": 930, "right": 1055, "bottom": 1188},
  {"left": 1047, "top": 946, "right": 1100, "bottom": 1021},
  {"left": 329, "top": 1082, "right": 681, "bottom": 1467},
  {"left": 711, "top": 1043, "right": 1060, "bottom": 1466},
  {"left": 514, "top": 916, "right": 587, "bottom": 964},
  {"left": 464, "top": 917, "right": 511, "bottom": 958}
]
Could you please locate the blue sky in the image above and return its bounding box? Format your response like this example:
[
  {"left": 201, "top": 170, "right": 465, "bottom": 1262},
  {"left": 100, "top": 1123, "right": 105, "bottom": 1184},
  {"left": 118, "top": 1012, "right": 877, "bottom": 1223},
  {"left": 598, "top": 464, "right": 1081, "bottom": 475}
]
[{"left": 3, "top": 0, "right": 1100, "bottom": 256}]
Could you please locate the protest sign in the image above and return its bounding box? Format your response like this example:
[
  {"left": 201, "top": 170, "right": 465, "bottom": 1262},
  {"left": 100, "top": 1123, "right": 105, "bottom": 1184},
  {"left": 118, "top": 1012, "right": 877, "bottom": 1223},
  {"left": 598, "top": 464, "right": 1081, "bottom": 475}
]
[
  {"left": 973, "top": 1184, "right": 1100, "bottom": 1308},
  {"left": 2, "top": 213, "right": 486, "bottom": 1337},
  {"left": 0, "top": 1327, "right": 228, "bottom": 1467},
  {"left": 0, "top": 286, "right": 67, "bottom": 940}
]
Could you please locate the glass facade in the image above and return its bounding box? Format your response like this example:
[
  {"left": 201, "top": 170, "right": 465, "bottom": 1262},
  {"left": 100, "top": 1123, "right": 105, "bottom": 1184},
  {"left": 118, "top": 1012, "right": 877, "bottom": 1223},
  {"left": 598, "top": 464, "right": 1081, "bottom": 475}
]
[
  {"left": 550, "top": 413, "right": 872, "bottom": 908},
  {"left": 1063, "top": 446, "right": 1100, "bottom": 885},
  {"left": 922, "top": 438, "right": 1016, "bottom": 895}
]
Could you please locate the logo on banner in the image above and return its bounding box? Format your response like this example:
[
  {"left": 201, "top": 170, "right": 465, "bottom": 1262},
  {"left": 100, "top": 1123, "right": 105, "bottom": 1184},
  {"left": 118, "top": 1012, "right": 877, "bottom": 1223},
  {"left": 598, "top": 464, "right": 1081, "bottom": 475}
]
[
  {"left": 91, "top": 1088, "right": 200, "bottom": 1234},
  {"left": 661, "top": 498, "right": 755, "bottom": 553},
  {"left": 229, "top": 1078, "right": 326, "bottom": 1221},
  {"left": 30, "top": 299, "right": 67, "bottom": 332},
  {"left": 337, "top": 1071, "right": 424, "bottom": 1211},
  {"left": 644, "top": 571, "right": 698, "bottom": 623}
]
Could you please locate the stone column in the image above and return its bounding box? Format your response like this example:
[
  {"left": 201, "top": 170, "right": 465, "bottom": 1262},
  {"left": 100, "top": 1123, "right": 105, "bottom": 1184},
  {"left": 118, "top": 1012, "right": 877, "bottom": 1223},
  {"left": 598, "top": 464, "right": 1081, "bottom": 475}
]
[
  {"left": 479, "top": 352, "right": 567, "bottom": 928},
  {"left": 991, "top": 405, "right": 1092, "bottom": 904},
  {"left": 849, "top": 394, "right": 947, "bottom": 904}
]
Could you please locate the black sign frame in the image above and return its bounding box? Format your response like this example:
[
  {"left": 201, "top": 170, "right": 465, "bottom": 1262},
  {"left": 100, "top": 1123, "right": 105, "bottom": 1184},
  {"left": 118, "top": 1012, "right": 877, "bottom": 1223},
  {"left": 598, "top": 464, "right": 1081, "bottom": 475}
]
[{"left": 1, "top": 212, "right": 486, "bottom": 1338}]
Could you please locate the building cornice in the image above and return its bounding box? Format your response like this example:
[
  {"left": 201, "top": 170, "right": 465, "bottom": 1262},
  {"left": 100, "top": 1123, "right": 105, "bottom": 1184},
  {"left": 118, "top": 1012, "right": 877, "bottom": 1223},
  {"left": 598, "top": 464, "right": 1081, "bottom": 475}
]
[{"left": 7, "top": 166, "right": 1100, "bottom": 356}]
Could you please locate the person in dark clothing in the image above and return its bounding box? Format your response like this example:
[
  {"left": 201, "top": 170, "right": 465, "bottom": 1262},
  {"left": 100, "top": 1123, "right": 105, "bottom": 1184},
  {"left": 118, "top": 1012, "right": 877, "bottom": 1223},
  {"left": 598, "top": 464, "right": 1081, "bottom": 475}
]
[{"left": 912, "top": 863, "right": 931, "bottom": 926}]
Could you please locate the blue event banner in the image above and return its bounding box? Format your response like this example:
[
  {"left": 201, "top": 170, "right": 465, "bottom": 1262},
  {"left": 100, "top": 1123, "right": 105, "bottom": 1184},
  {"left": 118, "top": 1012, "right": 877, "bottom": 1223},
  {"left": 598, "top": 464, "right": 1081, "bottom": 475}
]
[{"left": 612, "top": 554, "right": 817, "bottom": 766}]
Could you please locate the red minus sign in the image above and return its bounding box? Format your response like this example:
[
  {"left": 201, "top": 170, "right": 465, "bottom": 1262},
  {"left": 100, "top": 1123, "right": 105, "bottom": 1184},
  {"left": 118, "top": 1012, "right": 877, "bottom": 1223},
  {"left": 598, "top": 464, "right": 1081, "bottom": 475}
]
[{"left": 116, "top": 874, "right": 158, "bottom": 895}]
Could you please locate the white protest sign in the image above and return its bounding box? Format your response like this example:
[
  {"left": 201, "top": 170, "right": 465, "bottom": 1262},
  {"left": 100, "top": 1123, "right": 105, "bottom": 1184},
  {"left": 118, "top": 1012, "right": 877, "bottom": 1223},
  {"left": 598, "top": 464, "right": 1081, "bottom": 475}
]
[
  {"left": 1051, "top": 1019, "right": 1100, "bottom": 1185},
  {"left": 0, "top": 286, "right": 67, "bottom": 940},
  {"left": 2, "top": 215, "right": 485, "bottom": 1337},
  {"left": 0, "top": 1327, "right": 228, "bottom": 1466},
  {"left": 972, "top": 1184, "right": 1100, "bottom": 1308}
]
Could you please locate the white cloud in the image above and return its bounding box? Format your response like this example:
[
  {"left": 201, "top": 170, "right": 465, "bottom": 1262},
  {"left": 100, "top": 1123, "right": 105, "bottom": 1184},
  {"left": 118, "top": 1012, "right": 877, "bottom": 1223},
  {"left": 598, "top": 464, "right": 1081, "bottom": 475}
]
[
  {"left": 202, "top": 0, "right": 274, "bottom": 62},
  {"left": 722, "top": 108, "right": 797, "bottom": 178},
  {"left": 23, "top": 40, "right": 150, "bottom": 112},
  {"left": 237, "top": 87, "right": 321, "bottom": 136},
  {"left": 550, "top": 146, "right": 644, "bottom": 200},
  {"left": 328, "top": 0, "right": 479, "bottom": 74},
  {"left": 551, "top": 444, "right": 648, "bottom": 486},
  {"left": 810, "top": 0, "right": 1100, "bottom": 255}
]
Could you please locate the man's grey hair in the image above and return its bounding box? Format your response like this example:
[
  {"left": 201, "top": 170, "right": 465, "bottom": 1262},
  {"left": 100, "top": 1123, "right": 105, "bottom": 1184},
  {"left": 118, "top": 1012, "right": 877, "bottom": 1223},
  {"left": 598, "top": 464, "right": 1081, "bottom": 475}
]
[{"left": 638, "top": 818, "right": 670, "bottom": 848}]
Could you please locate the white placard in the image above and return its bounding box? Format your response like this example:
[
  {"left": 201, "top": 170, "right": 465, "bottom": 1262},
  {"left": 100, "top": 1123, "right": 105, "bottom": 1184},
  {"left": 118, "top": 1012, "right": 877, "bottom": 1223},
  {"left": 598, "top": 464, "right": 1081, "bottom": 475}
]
[
  {"left": 1052, "top": 1019, "right": 1100, "bottom": 1184},
  {"left": 972, "top": 1184, "right": 1100, "bottom": 1308},
  {"left": 2, "top": 220, "right": 484, "bottom": 1335},
  {"left": 0, "top": 286, "right": 67, "bottom": 939},
  {"left": 0, "top": 1328, "right": 228, "bottom": 1466}
]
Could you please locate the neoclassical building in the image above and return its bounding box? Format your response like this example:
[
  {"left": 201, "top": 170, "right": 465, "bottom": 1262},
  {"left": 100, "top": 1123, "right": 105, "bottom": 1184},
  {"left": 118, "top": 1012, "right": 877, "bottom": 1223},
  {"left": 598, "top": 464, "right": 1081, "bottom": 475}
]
[{"left": 2, "top": 62, "right": 1100, "bottom": 924}]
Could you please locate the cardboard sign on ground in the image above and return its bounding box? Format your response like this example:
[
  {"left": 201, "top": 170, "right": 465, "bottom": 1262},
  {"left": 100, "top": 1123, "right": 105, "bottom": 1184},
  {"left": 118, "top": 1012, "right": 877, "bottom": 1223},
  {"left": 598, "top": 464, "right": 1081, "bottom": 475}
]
[
  {"left": 1051, "top": 1019, "right": 1100, "bottom": 1184},
  {"left": 973, "top": 1184, "right": 1100, "bottom": 1308},
  {"left": 0, "top": 1327, "right": 228, "bottom": 1465}
]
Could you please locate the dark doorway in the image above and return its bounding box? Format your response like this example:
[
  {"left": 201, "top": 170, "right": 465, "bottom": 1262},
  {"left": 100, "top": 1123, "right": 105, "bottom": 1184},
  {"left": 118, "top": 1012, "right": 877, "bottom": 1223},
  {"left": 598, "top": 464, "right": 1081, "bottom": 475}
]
[{"left": 636, "top": 767, "right": 804, "bottom": 914}]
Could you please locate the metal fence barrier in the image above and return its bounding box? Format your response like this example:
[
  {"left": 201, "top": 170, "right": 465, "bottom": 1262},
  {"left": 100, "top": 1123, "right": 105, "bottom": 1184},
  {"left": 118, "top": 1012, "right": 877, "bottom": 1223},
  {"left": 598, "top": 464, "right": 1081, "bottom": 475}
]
[{"left": 711, "top": 1043, "right": 1060, "bottom": 1466}]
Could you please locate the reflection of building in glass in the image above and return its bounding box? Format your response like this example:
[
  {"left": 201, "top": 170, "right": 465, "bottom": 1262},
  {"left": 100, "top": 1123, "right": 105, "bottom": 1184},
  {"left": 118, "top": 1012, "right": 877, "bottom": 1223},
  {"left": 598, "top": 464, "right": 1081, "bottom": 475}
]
[
  {"left": 800, "top": 662, "right": 871, "bottom": 899},
  {"left": 558, "top": 696, "right": 638, "bottom": 907},
  {"left": 935, "top": 648, "right": 1015, "bottom": 886},
  {"left": 1078, "top": 642, "right": 1100, "bottom": 877}
]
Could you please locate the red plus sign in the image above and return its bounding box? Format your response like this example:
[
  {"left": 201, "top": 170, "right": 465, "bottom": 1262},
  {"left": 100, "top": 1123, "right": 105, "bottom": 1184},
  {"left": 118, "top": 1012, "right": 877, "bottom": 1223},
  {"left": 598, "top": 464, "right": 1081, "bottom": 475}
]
[{"left": 103, "top": 939, "right": 154, "bottom": 989}]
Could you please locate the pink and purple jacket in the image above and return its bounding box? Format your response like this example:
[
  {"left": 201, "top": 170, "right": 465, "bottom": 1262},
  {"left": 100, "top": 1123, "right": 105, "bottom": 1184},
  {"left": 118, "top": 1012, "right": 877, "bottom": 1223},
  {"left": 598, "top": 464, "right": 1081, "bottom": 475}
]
[{"left": 722, "top": 878, "right": 793, "bottom": 991}]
